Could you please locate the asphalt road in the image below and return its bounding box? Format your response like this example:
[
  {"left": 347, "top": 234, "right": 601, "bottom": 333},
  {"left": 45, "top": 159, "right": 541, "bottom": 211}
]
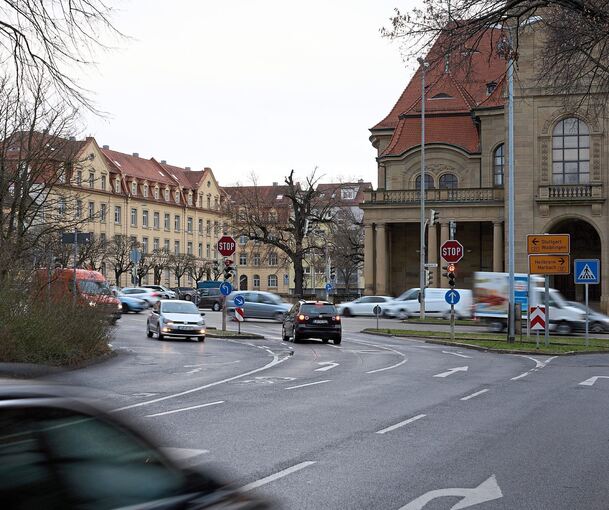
[{"left": 46, "top": 311, "right": 609, "bottom": 509}]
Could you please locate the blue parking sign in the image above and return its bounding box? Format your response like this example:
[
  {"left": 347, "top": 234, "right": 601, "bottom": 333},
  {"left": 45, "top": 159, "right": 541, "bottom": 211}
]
[{"left": 574, "top": 259, "right": 600, "bottom": 285}]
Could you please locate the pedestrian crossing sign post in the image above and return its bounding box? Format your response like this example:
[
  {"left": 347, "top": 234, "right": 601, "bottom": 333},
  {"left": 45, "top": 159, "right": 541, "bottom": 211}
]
[{"left": 574, "top": 259, "right": 600, "bottom": 347}]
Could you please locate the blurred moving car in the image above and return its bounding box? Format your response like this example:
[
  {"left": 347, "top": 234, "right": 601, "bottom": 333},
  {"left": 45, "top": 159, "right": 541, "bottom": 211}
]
[
  {"left": 120, "top": 287, "right": 161, "bottom": 306},
  {"left": 147, "top": 299, "right": 206, "bottom": 341},
  {"left": 282, "top": 301, "right": 341, "bottom": 344},
  {"left": 117, "top": 292, "right": 147, "bottom": 313},
  {"left": 568, "top": 301, "right": 609, "bottom": 333},
  {"left": 0, "top": 384, "right": 267, "bottom": 509},
  {"left": 225, "top": 291, "right": 290, "bottom": 321},
  {"left": 141, "top": 284, "right": 176, "bottom": 299},
  {"left": 336, "top": 296, "right": 393, "bottom": 317},
  {"left": 384, "top": 288, "right": 474, "bottom": 320},
  {"left": 196, "top": 287, "right": 224, "bottom": 311},
  {"left": 171, "top": 287, "right": 197, "bottom": 301}
]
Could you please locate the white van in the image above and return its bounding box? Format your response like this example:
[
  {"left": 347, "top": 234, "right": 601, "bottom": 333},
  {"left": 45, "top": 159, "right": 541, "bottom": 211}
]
[{"left": 384, "top": 287, "right": 473, "bottom": 320}]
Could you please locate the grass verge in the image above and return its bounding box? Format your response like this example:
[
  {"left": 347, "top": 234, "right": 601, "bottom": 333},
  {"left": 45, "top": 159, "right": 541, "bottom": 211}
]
[
  {"left": 362, "top": 328, "right": 609, "bottom": 354},
  {"left": 402, "top": 318, "right": 481, "bottom": 326}
]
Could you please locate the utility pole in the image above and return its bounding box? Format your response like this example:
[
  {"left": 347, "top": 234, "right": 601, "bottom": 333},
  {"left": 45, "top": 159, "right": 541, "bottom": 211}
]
[
  {"left": 507, "top": 33, "right": 516, "bottom": 343},
  {"left": 417, "top": 57, "right": 429, "bottom": 319}
]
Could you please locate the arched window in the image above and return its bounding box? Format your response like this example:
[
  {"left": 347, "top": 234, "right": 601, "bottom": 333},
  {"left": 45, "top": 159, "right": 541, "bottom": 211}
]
[
  {"left": 415, "top": 173, "right": 434, "bottom": 190},
  {"left": 439, "top": 173, "right": 458, "bottom": 189},
  {"left": 493, "top": 144, "right": 504, "bottom": 187},
  {"left": 239, "top": 274, "right": 248, "bottom": 291},
  {"left": 552, "top": 118, "right": 590, "bottom": 184},
  {"left": 253, "top": 274, "right": 260, "bottom": 288},
  {"left": 268, "top": 274, "right": 278, "bottom": 288}
]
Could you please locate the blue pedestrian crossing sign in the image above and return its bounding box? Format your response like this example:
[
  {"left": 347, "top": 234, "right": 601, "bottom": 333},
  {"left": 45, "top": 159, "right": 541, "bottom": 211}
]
[
  {"left": 445, "top": 289, "right": 461, "bottom": 305},
  {"left": 574, "top": 259, "right": 600, "bottom": 285}
]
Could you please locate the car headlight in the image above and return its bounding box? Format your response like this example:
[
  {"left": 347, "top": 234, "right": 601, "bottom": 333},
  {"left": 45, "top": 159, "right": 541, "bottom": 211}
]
[
  {"left": 164, "top": 320, "right": 174, "bottom": 326},
  {"left": 117, "top": 303, "right": 122, "bottom": 310},
  {"left": 197, "top": 320, "right": 205, "bottom": 326}
]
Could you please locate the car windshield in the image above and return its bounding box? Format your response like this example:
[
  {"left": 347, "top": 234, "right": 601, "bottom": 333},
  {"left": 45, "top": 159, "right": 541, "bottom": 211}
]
[
  {"left": 162, "top": 302, "right": 198, "bottom": 314},
  {"left": 301, "top": 304, "right": 336, "bottom": 314},
  {"left": 77, "top": 280, "right": 111, "bottom": 296}
]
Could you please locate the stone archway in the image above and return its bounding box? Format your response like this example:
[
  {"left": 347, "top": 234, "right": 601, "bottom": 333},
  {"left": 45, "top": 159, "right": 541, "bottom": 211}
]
[{"left": 548, "top": 218, "right": 601, "bottom": 304}]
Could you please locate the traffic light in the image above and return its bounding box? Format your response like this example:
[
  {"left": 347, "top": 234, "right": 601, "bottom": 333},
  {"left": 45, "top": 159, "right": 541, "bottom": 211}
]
[
  {"left": 223, "top": 259, "right": 234, "bottom": 280},
  {"left": 330, "top": 266, "right": 336, "bottom": 281},
  {"left": 442, "top": 263, "right": 456, "bottom": 287},
  {"left": 430, "top": 209, "right": 439, "bottom": 226},
  {"left": 425, "top": 269, "right": 433, "bottom": 287},
  {"left": 449, "top": 220, "right": 457, "bottom": 240}
]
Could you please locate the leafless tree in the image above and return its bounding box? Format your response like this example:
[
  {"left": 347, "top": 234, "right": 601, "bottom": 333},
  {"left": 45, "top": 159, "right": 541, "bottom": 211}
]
[
  {"left": 150, "top": 248, "right": 171, "bottom": 285},
  {"left": 188, "top": 258, "right": 209, "bottom": 286},
  {"left": 107, "top": 235, "right": 136, "bottom": 286},
  {"left": 327, "top": 208, "right": 364, "bottom": 296},
  {"left": 227, "top": 170, "right": 343, "bottom": 297},
  {"left": 170, "top": 253, "right": 194, "bottom": 289},
  {"left": 135, "top": 251, "right": 154, "bottom": 286},
  {"left": 383, "top": 0, "right": 609, "bottom": 109},
  {"left": 0, "top": 0, "right": 120, "bottom": 109}
]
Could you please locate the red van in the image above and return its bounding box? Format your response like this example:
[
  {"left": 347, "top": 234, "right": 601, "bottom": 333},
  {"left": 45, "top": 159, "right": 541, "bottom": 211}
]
[{"left": 37, "top": 268, "right": 122, "bottom": 323}]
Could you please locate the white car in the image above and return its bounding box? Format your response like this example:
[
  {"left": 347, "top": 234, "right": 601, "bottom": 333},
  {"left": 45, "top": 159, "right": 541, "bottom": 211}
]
[
  {"left": 120, "top": 287, "right": 162, "bottom": 306},
  {"left": 141, "top": 284, "right": 176, "bottom": 299},
  {"left": 147, "top": 300, "right": 206, "bottom": 341},
  {"left": 336, "top": 296, "right": 394, "bottom": 317},
  {"left": 384, "top": 288, "right": 473, "bottom": 320}
]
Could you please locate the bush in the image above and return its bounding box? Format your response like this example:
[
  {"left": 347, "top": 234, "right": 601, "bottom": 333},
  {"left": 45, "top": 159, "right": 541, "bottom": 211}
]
[{"left": 0, "top": 287, "right": 112, "bottom": 367}]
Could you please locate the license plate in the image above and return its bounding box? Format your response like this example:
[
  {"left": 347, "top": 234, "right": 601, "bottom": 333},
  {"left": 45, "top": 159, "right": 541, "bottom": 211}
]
[
  {"left": 178, "top": 325, "right": 189, "bottom": 330},
  {"left": 313, "top": 320, "right": 327, "bottom": 324}
]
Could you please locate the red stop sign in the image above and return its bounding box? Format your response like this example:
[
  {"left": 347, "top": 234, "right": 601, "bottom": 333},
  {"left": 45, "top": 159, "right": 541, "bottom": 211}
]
[
  {"left": 441, "top": 240, "right": 464, "bottom": 263},
  {"left": 217, "top": 236, "right": 236, "bottom": 257}
]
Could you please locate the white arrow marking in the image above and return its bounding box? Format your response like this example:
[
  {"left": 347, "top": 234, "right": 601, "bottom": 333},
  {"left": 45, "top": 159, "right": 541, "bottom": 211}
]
[
  {"left": 579, "top": 376, "right": 609, "bottom": 386},
  {"left": 315, "top": 361, "right": 339, "bottom": 372},
  {"left": 434, "top": 366, "right": 469, "bottom": 378},
  {"left": 442, "top": 351, "right": 472, "bottom": 359},
  {"left": 399, "top": 474, "right": 503, "bottom": 510}
]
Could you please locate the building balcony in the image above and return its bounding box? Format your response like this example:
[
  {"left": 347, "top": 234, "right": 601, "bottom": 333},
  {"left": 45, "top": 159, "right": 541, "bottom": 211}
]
[
  {"left": 363, "top": 187, "right": 504, "bottom": 205},
  {"left": 536, "top": 184, "right": 605, "bottom": 203}
]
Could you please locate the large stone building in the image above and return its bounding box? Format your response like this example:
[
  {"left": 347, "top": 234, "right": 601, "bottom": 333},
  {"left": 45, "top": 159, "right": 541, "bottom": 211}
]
[{"left": 363, "top": 26, "right": 607, "bottom": 311}]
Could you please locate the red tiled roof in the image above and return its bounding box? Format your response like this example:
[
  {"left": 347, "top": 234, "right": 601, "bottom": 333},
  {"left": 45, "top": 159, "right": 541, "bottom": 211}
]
[
  {"left": 102, "top": 149, "right": 176, "bottom": 186},
  {"left": 223, "top": 185, "right": 292, "bottom": 205}
]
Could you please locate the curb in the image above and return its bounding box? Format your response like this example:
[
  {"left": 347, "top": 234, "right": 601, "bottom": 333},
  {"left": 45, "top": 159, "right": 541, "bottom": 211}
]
[{"left": 207, "top": 332, "right": 265, "bottom": 340}]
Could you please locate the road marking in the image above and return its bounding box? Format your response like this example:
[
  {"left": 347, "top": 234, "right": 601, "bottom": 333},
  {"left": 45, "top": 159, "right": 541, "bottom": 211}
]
[
  {"left": 145, "top": 400, "right": 224, "bottom": 418},
  {"left": 285, "top": 380, "right": 331, "bottom": 390},
  {"left": 514, "top": 355, "right": 546, "bottom": 369},
  {"left": 376, "top": 414, "right": 426, "bottom": 435},
  {"left": 315, "top": 361, "right": 339, "bottom": 372},
  {"left": 579, "top": 376, "right": 609, "bottom": 386},
  {"left": 399, "top": 474, "right": 502, "bottom": 510},
  {"left": 442, "top": 350, "right": 472, "bottom": 359},
  {"left": 160, "top": 447, "right": 209, "bottom": 460},
  {"left": 434, "top": 366, "right": 468, "bottom": 378},
  {"left": 460, "top": 389, "right": 489, "bottom": 401},
  {"left": 111, "top": 344, "right": 289, "bottom": 412},
  {"left": 240, "top": 461, "right": 317, "bottom": 492},
  {"left": 366, "top": 358, "right": 408, "bottom": 374},
  {"left": 510, "top": 372, "right": 530, "bottom": 381}
]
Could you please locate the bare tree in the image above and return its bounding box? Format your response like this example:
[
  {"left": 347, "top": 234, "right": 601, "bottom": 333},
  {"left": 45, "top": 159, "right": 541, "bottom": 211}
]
[
  {"left": 188, "top": 258, "right": 209, "bottom": 286},
  {"left": 135, "top": 251, "right": 154, "bottom": 286},
  {"left": 382, "top": 0, "right": 609, "bottom": 108},
  {"left": 150, "top": 248, "right": 171, "bottom": 286},
  {"left": 327, "top": 208, "right": 364, "bottom": 296},
  {"left": 107, "top": 235, "right": 136, "bottom": 286},
  {"left": 170, "top": 253, "right": 194, "bottom": 289},
  {"left": 227, "top": 170, "right": 343, "bottom": 297}
]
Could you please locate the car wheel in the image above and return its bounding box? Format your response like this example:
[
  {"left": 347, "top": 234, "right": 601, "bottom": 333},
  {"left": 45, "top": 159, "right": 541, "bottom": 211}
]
[
  {"left": 122, "top": 303, "right": 130, "bottom": 314},
  {"left": 212, "top": 302, "right": 221, "bottom": 312},
  {"left": 489, "top": 321, "right": 504, "bottom": 333},
  {"left": 556, "top": 322, "right": 572, "bottom": 335},
  {"left": 157, "top": 327, "right": 164, "bottom": 341},
  {"left": 292, "top": 332, "right": 300, "bottom": 344},
  {"left": 342, "top": 308, "right": 351, "bottom": 317},
  {"left": 184, "top": 294, "right": 192, "bottom": 301},
  {"left": 322, "top": 338, "right": 329, "bottom": 344},
  {"left": 397, "top": 309, "right": 409, "bottom": 320},
  {"left": 274, "top": 312, "right": 285, "bottom": 322},
  {"left": 333, "top": 337, "right": 342, "bottom": 345},
  {"left": 146, "top": 324, "right": 153, "bottom": 338},
  {"left": 590, "top": 322, "right": 605, "bottom": 334}
]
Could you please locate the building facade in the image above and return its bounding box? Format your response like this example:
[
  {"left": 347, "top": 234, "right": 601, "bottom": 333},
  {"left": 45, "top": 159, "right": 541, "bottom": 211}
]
[{"left": 363, "top": 26, "right": 608, "bottom": 311}]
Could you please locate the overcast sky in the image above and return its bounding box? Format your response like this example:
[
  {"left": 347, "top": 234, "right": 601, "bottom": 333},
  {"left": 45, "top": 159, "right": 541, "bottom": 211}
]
[{"left": 81, "top": 1, "right": 414, "bottom": 188}]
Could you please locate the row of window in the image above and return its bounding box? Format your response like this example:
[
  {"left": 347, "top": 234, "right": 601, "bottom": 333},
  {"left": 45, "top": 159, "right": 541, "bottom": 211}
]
[{"left": 238, "top": 252, "right": 280, "bottom": 266}]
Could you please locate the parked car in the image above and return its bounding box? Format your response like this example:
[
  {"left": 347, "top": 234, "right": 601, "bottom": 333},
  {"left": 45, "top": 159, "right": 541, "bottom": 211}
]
[
  {"left": 336, "top": 296, "right": 393, "bottom": 317},
  {"left": 171, "top": 287, "right": 197, "bottom": 301},
  {"left": 384, "top": 287, "right": 474, "bottom": 320},
  {"left": 225, "top": 291, "right": 290, "bottom": 321},
  {"left": 0, "top": 384, "right": 267, "bottom": 509},
  {"left": 568, "top": 301, "right": 609, "bottom": 333},
  {"left": 196, "top": 287, "right": 224, "bottom": 311},
  {"left": 147, "top": 299, "right": 206, "bottom": 341},
  {"left": 282, "top": 301, "right": 341, "bottom": 344},
  {"left": 120, "top": 287, "right": 161, "bottom": 306},
  {"left": 141, "top": 284, "right": 176, "bottom": 299},
  {"left": 117, "top": 292, "right": 148, "bottom": 313}
]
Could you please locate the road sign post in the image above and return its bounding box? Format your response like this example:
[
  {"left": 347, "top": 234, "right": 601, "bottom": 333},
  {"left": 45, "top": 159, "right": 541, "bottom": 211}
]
[
  {"left": 530, "top": 306, "right": 546, "bottom": 349},
  {"left": 235, "top": 306, "right": 244, "bottom": 334},
  {"left": 219, "top": 281, "right": 233, "bottom": 332},
  {"left": 574, "top": 259, "right": 600, "bottom": 347},
  {"left": 445, "top": 290, "right": 460, "bottom": 343},
  {"left": 373, "top": 305, "right": 382, "bottom": 330}
]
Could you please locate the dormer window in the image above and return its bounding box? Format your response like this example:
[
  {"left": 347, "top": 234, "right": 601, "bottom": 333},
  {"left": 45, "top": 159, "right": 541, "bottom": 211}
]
[
  {"left": 174, "top": 190, "right": 180, "bottom": 203},
  {"left": 164, "top": 188, "right": 170, "bottom": 201},
  {"left": 131, "top": 181, "right": 137, "bottom": 195},
  {"left": 486, "top": 81, "right": 497, "bottom": 95},
  {"left": 154, "top": 186, "right": 159, "bottom": 199},
  {"left": 187, "top": 193, "right": 193, "bottom": 206},
  {"left": 115, "top": 177, "right": 121, "bottom": 194},
  {"left": 341, "top": 188, "right": 356, "bottom": 200},
  {"left": 143, "top": 184, "right": 149, "bottom": 198},
  {"left": 431, "top": 93, "right": 452, "bottom": 99}
]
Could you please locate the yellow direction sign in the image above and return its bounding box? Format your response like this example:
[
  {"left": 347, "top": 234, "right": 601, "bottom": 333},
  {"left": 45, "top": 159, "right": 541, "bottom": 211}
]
[
  {"left": 527, "top": 234, "right": 570, "bottom": 254},
  {"left": 529, "top": 254, "right": 571, "bottom": 275}
]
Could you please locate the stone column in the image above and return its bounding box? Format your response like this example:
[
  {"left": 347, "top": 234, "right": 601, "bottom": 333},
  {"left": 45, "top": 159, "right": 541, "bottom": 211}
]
[
  {"left": 427, "top": 223, "right": 438, "bottom": 287},
  {"left": 440, "top": 222, "right": 450, "bottom": 287},
  {"left": 493, "top": 221, "right": 504, "bottom": 272},
  {"left": 364, "top": 224, "right": 375, "bottom": 295},
  {"left": 375, "top": 223, "right": 388, "bottom": 295}
]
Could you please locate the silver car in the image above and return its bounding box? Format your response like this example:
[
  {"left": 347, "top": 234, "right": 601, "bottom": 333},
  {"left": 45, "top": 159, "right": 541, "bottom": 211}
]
[
  {"left": 226, "top": 291, "right": 290, "bottom": 321},
  {"left": 147, "top": 300, "right": 206, "bottom": 341},
  {"left": 141, "top": 284, "right": 176, "bottom": 299},
  {"left": 120, "top": 287, "right": 161, "bottom": 306}
]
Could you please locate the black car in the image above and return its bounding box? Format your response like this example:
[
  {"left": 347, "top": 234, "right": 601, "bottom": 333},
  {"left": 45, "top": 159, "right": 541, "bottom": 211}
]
[
  {"left": 0, "top": 384, "right": 267, "bottom": 509},
  {"left": 282, "top": 301, "right": 341, "bottom": 344}
]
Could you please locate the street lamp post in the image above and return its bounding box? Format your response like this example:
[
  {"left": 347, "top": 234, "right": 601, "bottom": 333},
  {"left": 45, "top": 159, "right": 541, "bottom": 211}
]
[
  {"left": 418, "top": 57, "right": 429, "bottom": 319},
  {"left": 507, "top": 45, "right": 515, "bottom": 343}
]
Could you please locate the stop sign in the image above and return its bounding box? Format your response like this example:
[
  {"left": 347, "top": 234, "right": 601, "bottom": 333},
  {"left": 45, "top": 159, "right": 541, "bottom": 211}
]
[
  {"left": 441, "top": 240, "right": 464, "bottom": 263},
  {"left": 217, "top": 236, "right": 236, "bottom": 257}
]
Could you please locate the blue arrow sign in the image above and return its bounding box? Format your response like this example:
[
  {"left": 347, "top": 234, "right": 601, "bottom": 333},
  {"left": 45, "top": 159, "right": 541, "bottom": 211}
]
[
  {"left": 219, "top": 281, "right": 233, "bottom": 296},
  {"left": 325, "top": 282, "right": 334, "bottom": 293},
  {"left": 574, "top": 259, "right": 600, "bottom": 285},
  {"left": 234, "top": 294, "right": 245, "bottom": 306},
  {"left": 445, "top": 289, "right": 461, "bottom": 305}
]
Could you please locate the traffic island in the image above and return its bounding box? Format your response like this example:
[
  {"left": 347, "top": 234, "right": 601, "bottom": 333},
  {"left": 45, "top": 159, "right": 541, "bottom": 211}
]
[
  {"left": 361, "top": 328, "right": 609, "bottom": 355},
  {"left": 205, "top": 329, "right": 265, "bottom": 339}
]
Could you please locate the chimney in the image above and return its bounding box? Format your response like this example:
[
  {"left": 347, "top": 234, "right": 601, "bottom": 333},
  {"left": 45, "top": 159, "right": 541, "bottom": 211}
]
[
  {"left": 272, "top": 182, "right": 278, "bottom": 186},
  {"left": 132, "top": 152, "right": 139, "bottom": 158},
  {"left": 102, "top": 144, "right": 109, "bottom": 150},
  {"left": 358, "top": 178, "right": 364, "bottom": 183},
  {"left": 185, "top": 166, "right": 191, "bottom": 171},
  {"left": 161, "top": 160, "right": 167, "bottom": 164},
  {"left": 69, "top": 136, "right": 76, "bottom": 141}
]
